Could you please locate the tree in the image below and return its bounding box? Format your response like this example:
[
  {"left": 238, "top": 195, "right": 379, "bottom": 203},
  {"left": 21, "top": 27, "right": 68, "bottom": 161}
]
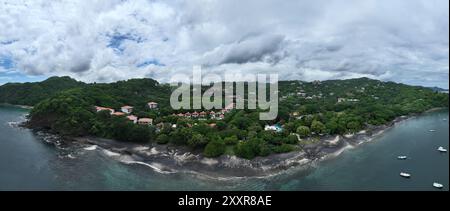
[
  {"left": 216, "top": 121, "right": 227, "bottom": 130},
  {"left": 296, "top": 126, "right": 310, "bottom": 138},
  {"left": 203, "top": 138, "right": 226, "bottom": 158},
  {"left": 156, "top": 134, "right": 170, "bottom": 144},
  {"left": 285, "top": 134, "right": 299, "bottom": 144},
  {"left": 311, "top": 120, "right": 325, "bottom": 134},
  {"left": 224, "top": 135, "right": 239, "bottom": 145},
  {"left": 188, "top": 133, "right": 208, "bottom": 148},
  {"left": 234, "top": 141, "right": 256, "bottom": 159}
]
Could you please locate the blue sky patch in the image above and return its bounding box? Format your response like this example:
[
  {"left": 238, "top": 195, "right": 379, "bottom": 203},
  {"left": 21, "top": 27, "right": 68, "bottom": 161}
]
[
  {"left": 0, "top": 56, "right": 15, "bottom": 69},
  {"left": 107, "top": 33, "right": 145, "bottom": 54},
  {"left": 137, "top": 59, "right": 165, "bottom": 68}
]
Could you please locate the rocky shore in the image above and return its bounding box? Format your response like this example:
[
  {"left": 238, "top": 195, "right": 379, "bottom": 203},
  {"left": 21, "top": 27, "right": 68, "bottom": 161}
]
[
  {"left": 23, "top": 108, "right": 445, "bottom": 179},
  {"left": 52, "top": 115, "right": 410, "bottom": 179}
]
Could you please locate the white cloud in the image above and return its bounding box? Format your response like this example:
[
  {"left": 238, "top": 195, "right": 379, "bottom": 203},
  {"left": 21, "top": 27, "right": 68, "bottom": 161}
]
[{"left": 0, "top": 0, "right": 448, "bottom": 88}]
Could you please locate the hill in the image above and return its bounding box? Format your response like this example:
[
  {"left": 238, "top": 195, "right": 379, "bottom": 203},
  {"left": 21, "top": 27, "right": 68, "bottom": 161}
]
[
  {"left": 0, "top": 76, "right": 85, "bottom": 106},
  {"left": 3, "top": 76, "right": 448, "bottom": 159}
]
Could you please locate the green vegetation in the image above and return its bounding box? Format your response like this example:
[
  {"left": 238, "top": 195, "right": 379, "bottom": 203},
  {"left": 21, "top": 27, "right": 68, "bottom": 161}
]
[
  {"left": 3, "top": 76, "right": 446, "bottom": 160},
  {"left": 0, "top": 76, "right": 85, "bottom": 106}
]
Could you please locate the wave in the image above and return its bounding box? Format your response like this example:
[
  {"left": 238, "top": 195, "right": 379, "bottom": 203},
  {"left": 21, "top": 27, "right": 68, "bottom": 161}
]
[
  {"left": 123, "top": 161, "right": 176, "bottom": 174},
  {"left": 102, "top": 149, "right": 121, "bottom": 157},
  {"left": 84, "top": 145, "right": 98, "bottom": 151}
]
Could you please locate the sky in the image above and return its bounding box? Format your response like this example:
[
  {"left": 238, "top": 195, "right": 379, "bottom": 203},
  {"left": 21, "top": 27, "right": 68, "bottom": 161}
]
[{"left": 0, "top": 0, "right": 448, "bottom": 88}]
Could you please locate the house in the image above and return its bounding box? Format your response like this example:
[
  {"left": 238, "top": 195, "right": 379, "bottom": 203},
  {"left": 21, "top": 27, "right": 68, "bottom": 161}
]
[
  {"left": 185, "top": 112, "right": 191, "bottom": 118},
  {"left": 112, "top": 112, "right": 126, "bottom": 116},
  {"left": 95, "top": 106, "right": 114, "bottom": 114},
  {"left": 338, "top": 98, "right": 359, "bottom": 103},
  {"left": 121, "top": 106, "right": 134, "bottom": 114},
  {"left": 209, "top": 111, "right": 216, "bottom": 119},
  {"left": 177, "top": 113, "right": 185, "bottom": 117},
  {"left": 218, "top": 114, "right": 225, "bottom": 120},
  {"left": 148, "top": 102, "right": 158, "bottom": 109},
  {"left": 337, "top": 98, "right": 347, "bottom": 103},
  {"left": 199, "top": 111, "right": 207, "bottom": 118},
  {"left": 138, "top": 118, "right": 153, "bottom": 125},
  {"left": 192, "top": 112, "right": 199, "bottom": 118},
  {"left": 126, "top": 115, "right": 138, "bottom": 124}
]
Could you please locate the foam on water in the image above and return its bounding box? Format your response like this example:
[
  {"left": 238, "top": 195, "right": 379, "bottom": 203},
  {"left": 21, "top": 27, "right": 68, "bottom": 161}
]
[{"left": 84, "top": 145, "right": 97, "bottom": 151}]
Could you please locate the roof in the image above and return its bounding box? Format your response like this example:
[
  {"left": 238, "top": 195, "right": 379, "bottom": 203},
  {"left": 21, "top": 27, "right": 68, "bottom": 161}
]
[
  {"left": 138, "top": 118, "right": 153, "bottom": 122},
  {"left": 148, "top": 102, "right": 158, "bottom": 104},
  {"left": 126, "top": 115, "right": 137, "bottom": 120},
  {"left": 95, "top": 106, "right": 114, "bottom": 111},
  {"left": 121, "top": 105, "right": 133, "bottom": 109},
  {"left": 112, "top": 112, "right": 126, "bottom": 116}
]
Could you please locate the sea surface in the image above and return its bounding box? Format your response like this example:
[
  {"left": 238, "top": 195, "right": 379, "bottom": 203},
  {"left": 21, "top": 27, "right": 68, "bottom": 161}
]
[{"left": 0, "top": 105, "right": 448, "bottom": 191}]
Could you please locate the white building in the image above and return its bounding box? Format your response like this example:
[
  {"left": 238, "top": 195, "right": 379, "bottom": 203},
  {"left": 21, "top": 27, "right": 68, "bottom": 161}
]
[
  {"left": 121, "top": 106, "right": 134, "bottom": 114},
  {"left": 148, "top": 102, "right": 158, "bottom": 109}
]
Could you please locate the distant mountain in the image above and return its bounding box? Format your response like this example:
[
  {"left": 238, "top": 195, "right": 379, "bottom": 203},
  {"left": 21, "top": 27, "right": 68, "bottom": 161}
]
[
  {"left": 427, "top": 86, "right": 449, "bottom": 93},
  {"left": 0, "top": 76, "right": 86, "bottom": 106}
]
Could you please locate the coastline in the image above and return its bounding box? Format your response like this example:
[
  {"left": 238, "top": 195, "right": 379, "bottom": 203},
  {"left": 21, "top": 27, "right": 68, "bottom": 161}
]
[
  {"left": 0, "top": 103, "right": 34, "bottom": 110},
  {"left": 22, "top": 107, "right": 448, "bottom": 179}
]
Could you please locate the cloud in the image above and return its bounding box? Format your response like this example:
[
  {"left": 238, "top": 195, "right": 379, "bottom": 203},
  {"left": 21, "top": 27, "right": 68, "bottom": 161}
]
[
  {"left": 201, "top": 34, "right": 286, "bottom": 66},
  {"left": 0, "top": 0, "right": 448, "bottom": 88}
]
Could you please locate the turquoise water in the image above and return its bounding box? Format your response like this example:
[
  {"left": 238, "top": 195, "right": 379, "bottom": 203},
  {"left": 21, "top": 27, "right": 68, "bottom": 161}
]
[{"left": 0, "top": 105, "right": 448, "bottom": 191}]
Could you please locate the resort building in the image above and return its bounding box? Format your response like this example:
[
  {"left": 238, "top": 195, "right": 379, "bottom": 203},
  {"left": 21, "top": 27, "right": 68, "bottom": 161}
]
[
  {"left": 138, "top": 118, "right": 153, "bottom": 125},
  {"left": 121, "top": 106, "right": 134, "bottom": 114},
  {"left": 95, "top": 106, "right": 114, "bottom": 114},
  {"left": 148, "top": 102, "right": 158, "bottom": 109},
  {"left": 126, "top": 115, "right": 138, "bottom": 124},
  {"left": 112, "top": 112, "right": 126, "bottom": 116}
]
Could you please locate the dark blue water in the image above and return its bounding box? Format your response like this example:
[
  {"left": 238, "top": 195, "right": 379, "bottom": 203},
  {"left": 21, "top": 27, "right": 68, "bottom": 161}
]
[{"left": 0, "top": 105, "right": 448, "bottom": 190}]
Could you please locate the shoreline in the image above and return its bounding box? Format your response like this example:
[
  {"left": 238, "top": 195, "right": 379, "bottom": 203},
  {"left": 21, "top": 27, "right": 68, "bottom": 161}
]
[
  {"left": 22, "top": 107, "right": 448, "bottom": 179},
  {"left": 0, "top": 103, "right": 34, "bottom": 110}
]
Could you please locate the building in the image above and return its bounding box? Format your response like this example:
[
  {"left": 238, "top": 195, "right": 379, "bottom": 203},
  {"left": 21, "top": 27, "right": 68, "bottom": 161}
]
[
  {"left": 265, "top": 125, "right": 283, "bottom": 133},
  {"left": 138, "top": 118, "right": 153, "bottom": 125},
  {"left": 148, "top": 102, "right": 158, "bottom": 109},
  {"left": 126, "top": 115, "right": 138, "bottom": 124},
  {"left": 338, "top": 98, "right": 359, "bottom": 103},
  {"left": 121, "top": 106, "right": 134, "bottom": 114},
  {"left": 192, "top": 112, "right": 199, "bottom": 118},
  {"left": 95, "top": 106, "right": 114, "bottom": 114},
  {"left": 199, "top": 111, "right": 207, "bottom": 118},
  {"left": 185, "top": 112, "right": 192, "bottom": 118},
  {"left": 112, "top": 112, "right": 126, "bottom": 116}
]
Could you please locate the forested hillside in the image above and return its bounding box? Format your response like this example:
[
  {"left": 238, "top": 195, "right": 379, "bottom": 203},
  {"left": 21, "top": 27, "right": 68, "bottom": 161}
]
[
  {"left": 2, "top": 76, "right": 447, "bottom": 159},
  {"left": 0, "top": 76, "right": 85, "bottom": 106}
]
